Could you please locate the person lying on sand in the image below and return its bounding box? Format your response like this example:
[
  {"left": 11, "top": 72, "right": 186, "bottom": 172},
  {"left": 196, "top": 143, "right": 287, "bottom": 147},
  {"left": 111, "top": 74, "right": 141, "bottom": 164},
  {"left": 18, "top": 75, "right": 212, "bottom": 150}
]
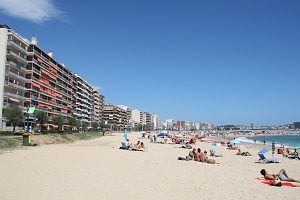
[
  {"left": 182, "top": 142, "right": 192, "bottom": 149},
  {"left": 260, "top": 169, "right": 300, "bottom": 183},
  {"left": 130, "top": 141, "right": 141, "bottom": 149},
  {"left": 236, "top": 149, "right": 252, "bottom": 156}
]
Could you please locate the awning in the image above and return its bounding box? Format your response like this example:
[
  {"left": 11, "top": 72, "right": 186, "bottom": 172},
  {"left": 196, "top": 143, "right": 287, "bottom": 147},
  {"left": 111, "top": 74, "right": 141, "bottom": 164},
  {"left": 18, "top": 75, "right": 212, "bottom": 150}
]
[{"left": 9, "top": 98, "right": 20, "bottom": 103}]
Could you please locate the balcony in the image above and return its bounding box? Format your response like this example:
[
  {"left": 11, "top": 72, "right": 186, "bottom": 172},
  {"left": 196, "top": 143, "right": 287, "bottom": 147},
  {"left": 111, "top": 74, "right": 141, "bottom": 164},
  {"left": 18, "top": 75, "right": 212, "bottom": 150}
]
[
  {"left": 6, "top": 50, "right": 27, "bottom": 64},
  {"left": 6, "top": 60, "right": 27, "bottom": 72},
  {"left": 4, "top": 81, "right": 27, "bottom": 91},
  {"left": 7, "top": 40, "right": 28, "bottom": 54},
  {"left": 5, "top": 70, "right": 27, "bottom": 82},
  {"left": 3, "top": 91, "right": 26, "bottom": 100}
]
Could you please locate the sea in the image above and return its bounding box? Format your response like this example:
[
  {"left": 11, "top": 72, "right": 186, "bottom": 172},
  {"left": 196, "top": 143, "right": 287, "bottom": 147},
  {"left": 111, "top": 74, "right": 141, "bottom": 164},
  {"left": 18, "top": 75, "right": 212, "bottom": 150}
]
[{"left": 236, "top": 135, "right": 300, "bottom": 149}]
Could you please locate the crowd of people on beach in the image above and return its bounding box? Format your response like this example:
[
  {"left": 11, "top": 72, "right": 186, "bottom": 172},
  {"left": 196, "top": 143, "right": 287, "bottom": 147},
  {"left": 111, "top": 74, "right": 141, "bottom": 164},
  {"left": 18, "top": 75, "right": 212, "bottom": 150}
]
[{"left": 119, "top": 131, "right": 300, "bottom": 186}]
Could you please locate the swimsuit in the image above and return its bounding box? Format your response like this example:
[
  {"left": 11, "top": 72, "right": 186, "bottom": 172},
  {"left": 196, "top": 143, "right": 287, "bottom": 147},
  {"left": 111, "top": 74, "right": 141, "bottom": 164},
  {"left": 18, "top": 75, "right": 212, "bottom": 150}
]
[{"left": 277, "top": 172, "right": 288, "bottom": 181}]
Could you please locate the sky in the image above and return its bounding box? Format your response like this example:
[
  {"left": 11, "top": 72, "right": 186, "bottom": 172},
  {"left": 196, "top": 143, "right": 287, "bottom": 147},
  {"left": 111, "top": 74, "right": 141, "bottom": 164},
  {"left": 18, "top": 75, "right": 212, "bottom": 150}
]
[{"left": 0, "top": 0, "right": 299, "bottom": 126}]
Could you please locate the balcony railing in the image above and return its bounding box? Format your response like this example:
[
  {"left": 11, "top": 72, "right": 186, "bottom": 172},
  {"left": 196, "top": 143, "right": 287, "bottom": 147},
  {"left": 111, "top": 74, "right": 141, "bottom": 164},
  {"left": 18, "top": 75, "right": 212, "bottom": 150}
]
[
  {"left": 6, "top": 50, "right": 27, "bottom": 64},
  {"left": 4, "top": 81, "right": 27, "bottom": 91},
  {"left": 7, "top": 39, "right": 28, "bottom": 54},
  {"left": 3, "top": 91, "right": 26, "bottom": 100},
  {"left": 6, "top": 60, "right": 27, "bottom": 72}
]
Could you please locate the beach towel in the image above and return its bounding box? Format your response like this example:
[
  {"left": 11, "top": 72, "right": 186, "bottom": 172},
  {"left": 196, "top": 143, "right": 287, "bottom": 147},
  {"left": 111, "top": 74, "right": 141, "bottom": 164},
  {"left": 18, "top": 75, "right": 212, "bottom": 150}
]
[
  {"left": 255, "top": 178, "right": 300, "bottom": 187},
  {"left": 262, "top": 181, "right": 299, "bottom": 187},
  {"left": 193, "top": 161, "right": 221, "bottom": 166}
]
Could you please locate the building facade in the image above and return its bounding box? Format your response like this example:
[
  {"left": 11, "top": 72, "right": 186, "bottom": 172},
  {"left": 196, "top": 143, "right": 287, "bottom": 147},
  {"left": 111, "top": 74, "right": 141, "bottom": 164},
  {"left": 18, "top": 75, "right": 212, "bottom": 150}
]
[
  {"left": 102, "top": 104, "right": 127, "bottom": 127},
  {"left": 0, "top": 25, "right": 29, "bottom": 130},
  {"left": 0, "top": 24, "right": 105, "bottom": 131}
]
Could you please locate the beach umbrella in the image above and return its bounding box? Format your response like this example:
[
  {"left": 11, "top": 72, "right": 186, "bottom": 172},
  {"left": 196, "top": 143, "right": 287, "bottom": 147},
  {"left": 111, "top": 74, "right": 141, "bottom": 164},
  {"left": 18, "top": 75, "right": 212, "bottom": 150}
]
[
  {"left": 258, "top": 149, "right": 269, "bottom": 155},
  {"left": 176, "top": 134, "right": 183, "bottom": 137},
  {"left": 157, "top": 133, "right": 166, "bottom": 138},
  {"left": 272, "top": 139, "right": 275, "bottom": 156},
  {"left": 231, "top": 139, "right": 240, "bottom": 144},
  {"left": 190, "top": 137, "right": 197, "bottom": 140}
]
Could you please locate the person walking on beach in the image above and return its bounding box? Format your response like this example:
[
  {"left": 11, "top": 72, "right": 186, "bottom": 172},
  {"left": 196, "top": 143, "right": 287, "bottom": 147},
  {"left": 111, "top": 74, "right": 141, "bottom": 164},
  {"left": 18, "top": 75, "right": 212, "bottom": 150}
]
[{"left": 260, "top": 169, "right": 300, "bottom": 183}]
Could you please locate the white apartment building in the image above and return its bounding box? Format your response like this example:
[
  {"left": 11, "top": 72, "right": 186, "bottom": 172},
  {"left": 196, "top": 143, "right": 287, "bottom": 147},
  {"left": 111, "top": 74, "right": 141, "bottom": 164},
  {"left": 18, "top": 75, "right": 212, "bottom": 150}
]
[
  {"left": 0, "top": 25, "right": 29, "bottom": 130},
  {"left": 153, "top": 115, "right": 159, "bottom": 130},
  {"left": 73, "top": 74, "right": 94, "bottom": 124},
  {"left": 131, "top": 109, "right": 142, "bottom": 124}
]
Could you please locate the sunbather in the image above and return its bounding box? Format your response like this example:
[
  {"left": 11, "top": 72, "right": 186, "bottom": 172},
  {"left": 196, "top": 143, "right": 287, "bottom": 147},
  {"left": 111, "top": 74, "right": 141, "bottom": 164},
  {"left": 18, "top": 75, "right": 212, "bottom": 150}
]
[
  {"left": 186, "top": 148, "right": 196, "bottom": 160},
  {"left": 260, "top": 169, "right": 300, "bottom": 183},
  {"left": 182, "top": 142, "right": 192, "bottom": 149},
  {"left": 131, "top": 141, "right": 141, "bottom": 149},
  {"left": 236, "top": 149, "right": 252, "bottom": 156}
]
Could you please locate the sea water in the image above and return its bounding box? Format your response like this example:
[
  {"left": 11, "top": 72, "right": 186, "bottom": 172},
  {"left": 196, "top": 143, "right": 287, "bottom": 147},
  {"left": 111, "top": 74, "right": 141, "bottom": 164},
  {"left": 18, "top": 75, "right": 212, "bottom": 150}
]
[{"left": 236, "top": 135, "right": 300, "bottom": 149}]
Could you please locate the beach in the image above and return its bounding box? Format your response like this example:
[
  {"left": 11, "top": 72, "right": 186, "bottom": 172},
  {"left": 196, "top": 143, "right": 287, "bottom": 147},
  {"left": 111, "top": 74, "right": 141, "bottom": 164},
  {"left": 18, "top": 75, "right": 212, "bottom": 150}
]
[{"left": 0, "top": 132, "right": 299, "bottom": 200}]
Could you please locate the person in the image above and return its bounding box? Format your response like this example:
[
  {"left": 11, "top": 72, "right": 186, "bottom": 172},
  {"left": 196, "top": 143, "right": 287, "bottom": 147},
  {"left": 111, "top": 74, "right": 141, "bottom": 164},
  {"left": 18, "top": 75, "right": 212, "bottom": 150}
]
[
  {"left": 164, "top": 136, "right": 168, "bottom": 144},
  {"left": 289, "top": 149, "right": 299, "bottom": 159},
  {"left": 186, "top": 148, "right": 196, "bottom": 160},
  {"left": 260, "top": 169, "right": 300, "bottom": 183},
  {"left": 182, "top": 142, "right": 192, "bottom": 149},
  {"left": 199, "top": 150, "right": 207, "bottom": 162},
  {"left": 236, "top": 149, "right": 252, "bottom": 156},
  {"left": 132, "top": 141, "right": 141, "bottom": 149},
  {"left": 195, "top": 148, "right": 201, "bottom": 162}
]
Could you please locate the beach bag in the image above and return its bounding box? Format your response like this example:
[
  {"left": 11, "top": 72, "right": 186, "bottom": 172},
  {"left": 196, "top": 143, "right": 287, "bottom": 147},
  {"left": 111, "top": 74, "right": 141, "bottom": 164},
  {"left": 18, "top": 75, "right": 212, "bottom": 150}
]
[
  {"left": 270, "top": 179, "right": 282, "bottom": 187},
  {"left": 207, "top": 159, "right": 216, "bottom": 164}
]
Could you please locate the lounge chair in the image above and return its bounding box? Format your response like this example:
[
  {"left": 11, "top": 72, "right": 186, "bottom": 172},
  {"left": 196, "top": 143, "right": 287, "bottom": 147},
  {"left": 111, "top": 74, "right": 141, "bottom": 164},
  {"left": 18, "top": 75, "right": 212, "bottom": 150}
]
[
  {"left": 257, "top": 149, "right": 282, "bottom": 163},
  {"left": 210, "top": 149, "right": 222, "bottom": 157},
  {"left": 119, "top": 142, "right": 130, "bottom": 150}
]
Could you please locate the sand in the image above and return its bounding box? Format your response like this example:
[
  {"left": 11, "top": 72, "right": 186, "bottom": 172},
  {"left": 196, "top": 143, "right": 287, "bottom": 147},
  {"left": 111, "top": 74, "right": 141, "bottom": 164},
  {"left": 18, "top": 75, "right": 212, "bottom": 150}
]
[{"left": 0, "top": 132, "right": 299, "bottom": 200}]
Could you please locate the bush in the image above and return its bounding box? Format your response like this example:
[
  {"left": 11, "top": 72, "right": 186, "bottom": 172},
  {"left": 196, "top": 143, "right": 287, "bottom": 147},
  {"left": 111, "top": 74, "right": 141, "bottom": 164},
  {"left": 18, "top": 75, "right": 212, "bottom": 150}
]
[{"left": 0, "top": 131, "right": 14, "bottom": 136}]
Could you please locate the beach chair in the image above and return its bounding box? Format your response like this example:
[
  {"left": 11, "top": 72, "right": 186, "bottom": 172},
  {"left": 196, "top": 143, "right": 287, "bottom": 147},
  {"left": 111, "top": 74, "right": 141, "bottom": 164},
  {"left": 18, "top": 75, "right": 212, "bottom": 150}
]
[
  {"left": 257, "top": 149, "right": 282, "bottom": 163},
  {"left": 119, "top": 142, "right": 130, "bottom": 150}
]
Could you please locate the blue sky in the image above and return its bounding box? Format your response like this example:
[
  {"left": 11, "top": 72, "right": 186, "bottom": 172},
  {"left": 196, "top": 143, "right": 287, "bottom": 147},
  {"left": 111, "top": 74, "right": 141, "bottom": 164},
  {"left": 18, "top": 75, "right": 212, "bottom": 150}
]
[{"left": 1, "top": 0, "right": 299, "bottom": 126}]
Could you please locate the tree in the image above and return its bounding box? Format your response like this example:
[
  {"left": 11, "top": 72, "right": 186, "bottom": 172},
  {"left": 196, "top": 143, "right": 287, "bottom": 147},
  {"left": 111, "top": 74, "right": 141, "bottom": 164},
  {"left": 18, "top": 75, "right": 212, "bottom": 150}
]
[
  {"left": 3, "top": 106, "right": 24, "bottom": 133},
  {"left": 35, "top": 111, "right": 49, "bottom": 131},
  {"left": 52, "top": 115, "right": 65, "bottom": 130},
  {"left": 82, "top": 121, "right": 89, "bottom": 130},
  {"left": 67, "top": 117, "right": 78, "bottom": 130},
  {"left": 91, "top": 121, "right": 99, "bottom": 130}
]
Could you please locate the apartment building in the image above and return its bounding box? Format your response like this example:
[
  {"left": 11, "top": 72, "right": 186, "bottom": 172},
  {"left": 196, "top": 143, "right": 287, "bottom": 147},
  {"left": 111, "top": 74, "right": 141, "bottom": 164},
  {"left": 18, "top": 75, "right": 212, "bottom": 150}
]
[
  {"left": 152, "top": 115, "right": 159, "bottom": 130},
  {"left": 93, "top": 88, "right": 105, "bottom": 123},
  {"left": 142, "top": 112, "right": 153, "bottom": 129},
  {"left": 0, "top": 25, "right": 29, "bottom": 130},
  {"left": 25, "top": 40, "right": 75, "bottom": 128},
  {"left": 177, "top": 121, "right": 185, "bottom": 131},
  {"left": 131, "top": 109, "right": 142, "bottom": 124},
  {"left": 118, "top": 105, "right": 132, "bottom": 127},
  {"left": 102, "top": 104, "right": 127, "bottom": 127},
  {"left": 0, "top": 24, "right": 106, "bottom": 131},
  {"left": 73, "top": 74, "right": 94, "bottom": 124}
]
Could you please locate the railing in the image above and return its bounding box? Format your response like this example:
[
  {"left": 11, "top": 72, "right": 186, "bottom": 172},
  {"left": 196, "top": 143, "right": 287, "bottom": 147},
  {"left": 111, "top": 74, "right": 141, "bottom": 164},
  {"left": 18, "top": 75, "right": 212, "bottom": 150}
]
[
  {"left": 4, "top": 70, "right": 27, "bottom": 82},
  {"left": 6, "top": 50, "right": 27, "bottom": 64},
  {"left": 3, "top": 91, "right": 26, "bottom": 100},
  {"left": 7, "top": 39, "right": 28, "bottom": 54},
  {"left": 6, "top": 59, "right": 27, "bottom": 72},
  {"left": 4, "top": 81, "right": 27, "bottom": 90}
]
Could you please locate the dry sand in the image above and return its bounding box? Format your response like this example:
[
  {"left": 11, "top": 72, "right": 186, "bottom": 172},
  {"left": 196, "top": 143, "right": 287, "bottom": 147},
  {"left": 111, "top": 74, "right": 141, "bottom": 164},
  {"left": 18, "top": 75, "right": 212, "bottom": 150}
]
[{"left": 0, "top": 132, "right": 299, "bottom": 200}]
